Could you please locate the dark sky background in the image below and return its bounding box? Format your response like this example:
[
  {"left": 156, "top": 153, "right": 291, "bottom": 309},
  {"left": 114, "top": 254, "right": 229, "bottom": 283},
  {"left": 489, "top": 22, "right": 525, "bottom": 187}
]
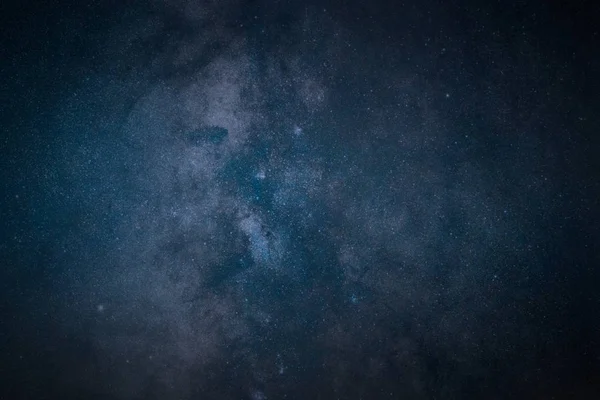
[{"left": 1, "top": 0, "right": 599, "bottom": 399}]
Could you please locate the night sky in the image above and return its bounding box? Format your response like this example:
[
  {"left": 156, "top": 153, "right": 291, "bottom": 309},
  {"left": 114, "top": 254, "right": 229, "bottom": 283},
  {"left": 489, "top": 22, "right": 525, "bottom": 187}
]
[{"left": 1, "top": 0, "right": 599, "bottom": 399}]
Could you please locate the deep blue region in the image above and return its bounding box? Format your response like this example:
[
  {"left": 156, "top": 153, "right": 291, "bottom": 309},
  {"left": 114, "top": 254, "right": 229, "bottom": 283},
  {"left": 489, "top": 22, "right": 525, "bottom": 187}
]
[{"left": 186, "top": 126, "right": 229, "bottom": 145}]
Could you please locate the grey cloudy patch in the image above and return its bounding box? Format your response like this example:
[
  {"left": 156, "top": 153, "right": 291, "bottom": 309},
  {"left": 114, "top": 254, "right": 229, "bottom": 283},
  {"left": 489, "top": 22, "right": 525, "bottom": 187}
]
[
  {"left": 278, "top": 57, "right": 330, "bottom": 115},
  {"left": 336, "top": 243, "right": 365, "bottom": 282},
  {"left": 88, "top": 286, "right": 247, "bottom": 399},
  {"left": 297, "top": 75, "right": 327, "bottom": 112},
  {"left": 178, "top": 45, "right": 260, "bottom": 150},
  {"left": 250, "top": 389, "right": 268, "bottom": 400},
  {"left": 259, "top": 13, "right": 347, "bottom": 121},
  {"left": 124, "top": 44, "right": 259, "bottom": 151},
  {"left": 74, "top": 205, "right": 252, "bottom": 399},
  {"left": 238, "top": 212, "right": 285, "bottom": 269},
  {"left": 50, "top": 41, "right": 269, "bottom": 397}
]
